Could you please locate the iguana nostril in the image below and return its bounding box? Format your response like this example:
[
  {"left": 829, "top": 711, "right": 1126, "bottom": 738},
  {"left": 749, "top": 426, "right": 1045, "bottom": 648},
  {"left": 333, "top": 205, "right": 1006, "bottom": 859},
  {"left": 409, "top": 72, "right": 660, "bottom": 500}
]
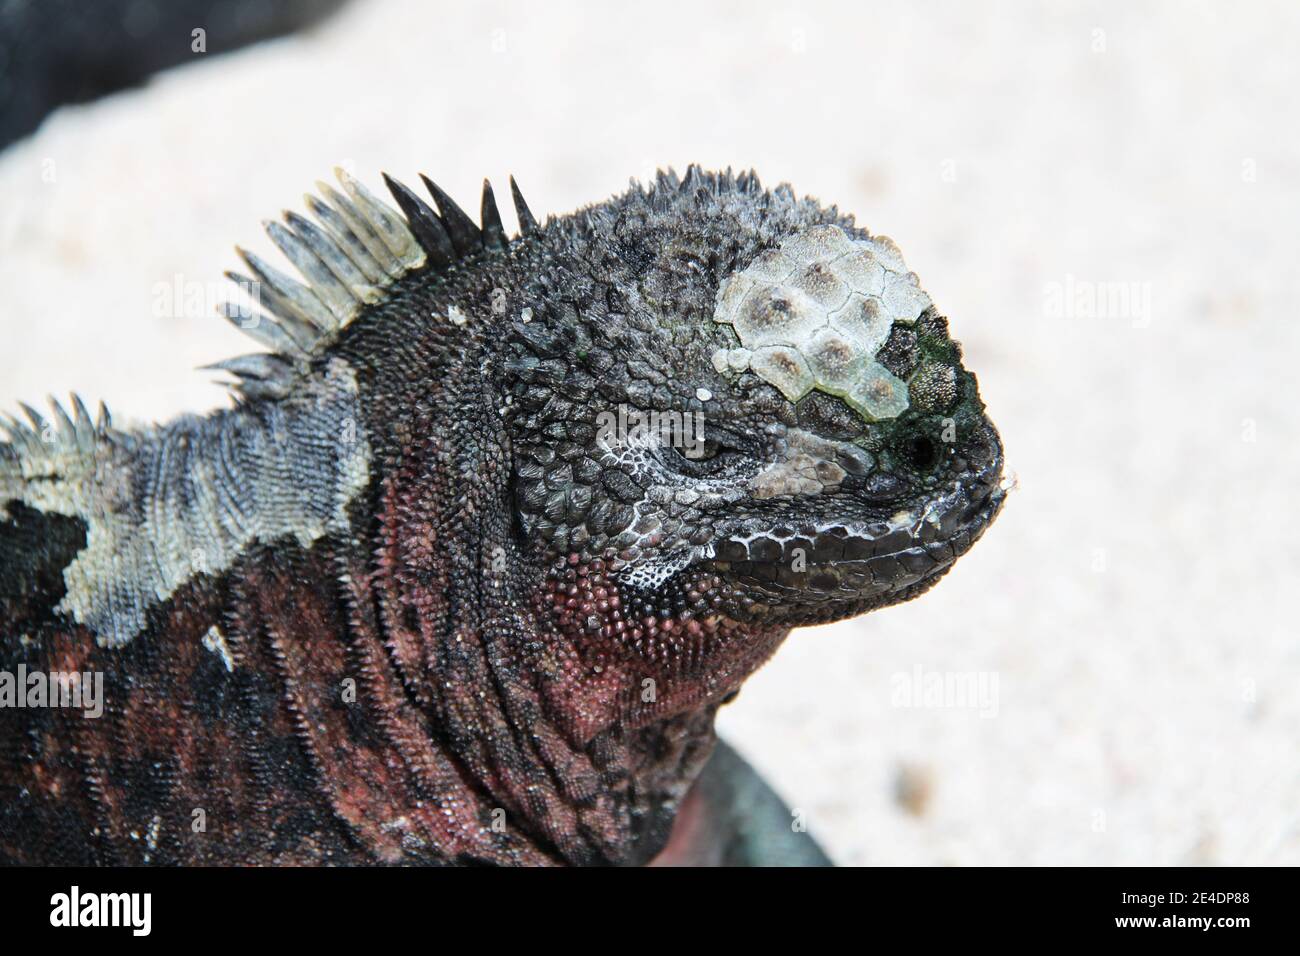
[{"left": 902, "top": 435, "right": 939, "bottom": 470}]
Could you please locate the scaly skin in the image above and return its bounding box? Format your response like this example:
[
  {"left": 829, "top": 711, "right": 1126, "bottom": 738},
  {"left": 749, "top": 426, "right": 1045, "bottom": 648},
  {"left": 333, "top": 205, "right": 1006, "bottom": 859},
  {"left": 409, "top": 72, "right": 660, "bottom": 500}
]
[{"left": 0, "top": 167, "right": 1004, "bottom": 865}]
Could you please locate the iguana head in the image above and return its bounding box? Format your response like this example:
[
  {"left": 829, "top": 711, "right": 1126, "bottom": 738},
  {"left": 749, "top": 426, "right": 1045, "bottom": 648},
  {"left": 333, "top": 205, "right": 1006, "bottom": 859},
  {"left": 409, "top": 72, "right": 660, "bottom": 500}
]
[
  {"left": 202, "top": 164, "right": 1004, "bottom": 862},
  {"left": 0, "top": 164, "right": 1006, "bottom": 866},
  {"left": 208, "top": 164, "right": 1001, "bottom": 682},
  {"left": 498, "top": 169, "right": 1005, "bottom": 669},
  {"left": 182, "top": 166, "right": 1003, "bottom": 860}
]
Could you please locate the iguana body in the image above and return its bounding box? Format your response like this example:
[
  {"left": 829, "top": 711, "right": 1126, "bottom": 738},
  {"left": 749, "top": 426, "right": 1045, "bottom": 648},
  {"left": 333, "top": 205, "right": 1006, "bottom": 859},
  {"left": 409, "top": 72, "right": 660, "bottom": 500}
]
[{"left": 0, "top": 167, "right": 1005, "bottom": 865}]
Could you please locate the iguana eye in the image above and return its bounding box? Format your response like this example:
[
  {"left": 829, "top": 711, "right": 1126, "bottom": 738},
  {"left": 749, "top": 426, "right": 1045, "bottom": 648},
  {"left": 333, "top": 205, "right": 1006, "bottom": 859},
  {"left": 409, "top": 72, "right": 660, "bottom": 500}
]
[
  {"left": 689, "top": 436, "right": 721, "bottom": 461},
  {"left": 654, "top": 423, "right": 754, "bottom": 477},
  {"left": 662, "top": 437, "right": 736, "bottom": 476}
]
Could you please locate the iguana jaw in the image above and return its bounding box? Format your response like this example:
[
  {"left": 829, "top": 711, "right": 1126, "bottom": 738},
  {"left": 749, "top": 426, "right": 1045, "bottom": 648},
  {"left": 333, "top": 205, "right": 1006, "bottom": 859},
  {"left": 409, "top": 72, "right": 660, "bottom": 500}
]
[{"left": 694, "top": 420, "right": 1005, "bottom": 626}]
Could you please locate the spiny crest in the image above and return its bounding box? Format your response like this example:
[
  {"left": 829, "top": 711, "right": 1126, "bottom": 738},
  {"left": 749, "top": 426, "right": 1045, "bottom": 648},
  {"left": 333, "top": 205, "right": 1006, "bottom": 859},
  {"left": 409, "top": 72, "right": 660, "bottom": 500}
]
[
  {"left": 214, "top": 167, "right": 537, "bottom": 398},
  {"left": 0, "top": 394, "right": 115, "bottom": 468},
  {"left": 636, "top": 164, "right": 767, "bottom": 204}
]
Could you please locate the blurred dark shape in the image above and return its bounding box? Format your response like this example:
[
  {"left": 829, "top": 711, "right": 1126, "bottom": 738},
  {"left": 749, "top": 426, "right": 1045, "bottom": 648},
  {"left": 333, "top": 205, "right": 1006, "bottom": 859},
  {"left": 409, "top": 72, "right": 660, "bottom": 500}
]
[
  {"left": 653, "top": 740, "right": 834, "bottom": 866},
  {"left": 893, "top": 760, "right": 935, "bottom": 817},
  {"left": 0, "top": 0, "right": 349, "bottom": 149}
]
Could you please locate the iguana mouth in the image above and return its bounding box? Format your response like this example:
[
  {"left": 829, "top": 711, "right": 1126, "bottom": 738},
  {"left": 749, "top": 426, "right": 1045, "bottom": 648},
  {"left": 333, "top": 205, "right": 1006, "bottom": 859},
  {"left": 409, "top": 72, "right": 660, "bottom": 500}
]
[{"left": 703, "top": 426, "right": 1005, "bottom": 612}]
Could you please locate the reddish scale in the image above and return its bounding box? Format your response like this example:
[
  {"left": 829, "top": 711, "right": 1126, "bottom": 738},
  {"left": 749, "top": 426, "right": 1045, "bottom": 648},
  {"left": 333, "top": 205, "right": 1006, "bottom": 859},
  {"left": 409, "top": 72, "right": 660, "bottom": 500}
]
[
  {"left": 535, "top": 551, "right": 789, "bottom": 729},
  {"left": 544, "top": 553, "right": 724, "bottom": 665}
]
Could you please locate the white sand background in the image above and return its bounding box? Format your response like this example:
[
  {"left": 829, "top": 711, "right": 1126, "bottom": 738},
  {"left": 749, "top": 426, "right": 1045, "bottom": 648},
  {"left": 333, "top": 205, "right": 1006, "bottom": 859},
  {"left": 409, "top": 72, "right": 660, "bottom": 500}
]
[{"left": 2, "top": 0, "right": 1296, "bottom": 864}]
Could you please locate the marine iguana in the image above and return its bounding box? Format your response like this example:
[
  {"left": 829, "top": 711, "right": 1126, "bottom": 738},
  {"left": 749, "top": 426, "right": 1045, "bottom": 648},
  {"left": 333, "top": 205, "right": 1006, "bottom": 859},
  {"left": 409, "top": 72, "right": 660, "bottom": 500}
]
[{"left": 0, "top": 166, "right": 1005, "bottom": 865}]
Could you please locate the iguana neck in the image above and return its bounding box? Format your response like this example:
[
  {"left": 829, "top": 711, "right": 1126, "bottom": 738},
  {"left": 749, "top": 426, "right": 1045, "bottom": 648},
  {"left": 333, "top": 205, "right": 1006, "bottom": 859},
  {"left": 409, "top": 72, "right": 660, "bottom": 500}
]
[{"left": 335, "top": 314, "right": 788, "bottom": 864}]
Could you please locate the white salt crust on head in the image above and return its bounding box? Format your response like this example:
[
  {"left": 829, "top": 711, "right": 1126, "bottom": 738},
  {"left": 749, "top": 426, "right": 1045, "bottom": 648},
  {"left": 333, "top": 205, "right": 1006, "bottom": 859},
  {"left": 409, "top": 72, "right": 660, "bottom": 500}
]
[{"left": 711, "top": 224, "right": 932, "bottom": 421}]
